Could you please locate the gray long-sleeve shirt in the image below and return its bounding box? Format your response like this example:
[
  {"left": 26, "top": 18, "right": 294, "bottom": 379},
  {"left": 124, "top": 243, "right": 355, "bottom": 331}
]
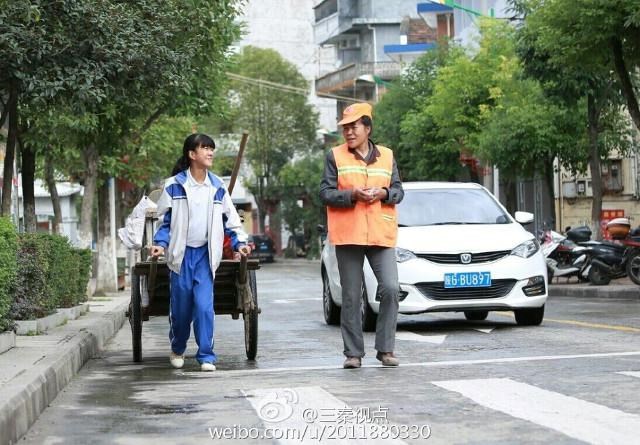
[{"left": 319, "top": 140, "right": 404, "bottom": 208}]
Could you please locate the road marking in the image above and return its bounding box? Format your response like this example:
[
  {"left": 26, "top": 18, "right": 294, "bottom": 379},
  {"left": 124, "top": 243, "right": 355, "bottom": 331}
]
[
  {"left": 473, "top": 327, "right": 494, "bottom": 334},
  {"left": 273, "top": 298, "right": 322, "bottom": 304},
  {"left": 618, "top": 371, "right": 640, "bottom": 379},
  {"left": 432, "top": 377, "right": 640, "bottom": 445},
  {"left": 243, "top": 386, "right": 408, "bottom": 444},
  {"left": 396, "top": 331, "right": 447, "bottom": 344},
  {"left": 493, "top": 312, "right": 640, "bottom": 333},
  {"left": 214, "top": 351, "right": 640, "bottom": 376}
]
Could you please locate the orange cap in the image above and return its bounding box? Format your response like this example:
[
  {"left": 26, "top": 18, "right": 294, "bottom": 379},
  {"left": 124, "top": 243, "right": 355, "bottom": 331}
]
[{"left": 338, "top": 103, "right": 372, "bottom": 125}]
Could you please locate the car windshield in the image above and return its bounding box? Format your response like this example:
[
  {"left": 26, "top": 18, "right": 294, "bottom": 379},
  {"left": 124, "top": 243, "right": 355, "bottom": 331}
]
[{"left": 397, "top": 188, "right": 510, "bottom": 227}]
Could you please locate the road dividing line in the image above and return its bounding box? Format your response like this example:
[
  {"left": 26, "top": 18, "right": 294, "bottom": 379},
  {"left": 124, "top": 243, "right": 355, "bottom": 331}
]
[
  {"left": 472, "top": 327, "right": 494, "bottom": 334},
  {"left": 243, "top": 386, "right": 409, "bottom": 444},
  {"left": 618, "top": 371, "right": 640, "bottom": 379},
  {"left": 432, "top": 378, "right": 640, "bottom": 445},
  {"left": 396, "top": 331, "right": 447, "bottom": 344},
  {"left": 215, "top": 351, "right": 640, "bottom": 377}
]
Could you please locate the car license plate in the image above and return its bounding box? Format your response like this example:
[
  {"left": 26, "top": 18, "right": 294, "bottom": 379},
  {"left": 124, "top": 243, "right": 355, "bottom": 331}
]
[{"left": 444, "top": 272, "right": 491, "bottom": 288}]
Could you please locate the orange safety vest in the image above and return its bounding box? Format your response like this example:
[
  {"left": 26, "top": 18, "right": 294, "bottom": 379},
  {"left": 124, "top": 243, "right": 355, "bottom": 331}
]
[{"left": 327, "top": 143, "right": 398, "bottom": 247}]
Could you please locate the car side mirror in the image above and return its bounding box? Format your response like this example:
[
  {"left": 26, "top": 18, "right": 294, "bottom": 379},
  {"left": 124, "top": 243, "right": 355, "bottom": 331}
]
[{"left": 515, "top": 211, "right": 534, "bottom": 225}]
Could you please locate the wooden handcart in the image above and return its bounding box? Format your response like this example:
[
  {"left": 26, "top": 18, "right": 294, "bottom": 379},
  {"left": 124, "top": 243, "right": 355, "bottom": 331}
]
[
  {"left": 127, "top": 131, "right": 260, "bottom": 362},
  {"left": 129, "top": 213, "right": 260, "bottom": 362}
]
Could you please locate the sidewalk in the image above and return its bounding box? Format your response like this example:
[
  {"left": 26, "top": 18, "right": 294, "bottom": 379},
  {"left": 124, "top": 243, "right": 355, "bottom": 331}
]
[
  {"left": 549, "top": 276, "right": 640, "bottom": 300},
  {"left": 0, "top": 290, "right": 129, "bottom": 445}
]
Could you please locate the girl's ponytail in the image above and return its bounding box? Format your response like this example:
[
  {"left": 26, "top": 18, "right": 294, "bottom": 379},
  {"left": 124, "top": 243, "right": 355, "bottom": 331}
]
[{"left": 171, "top": 156, "right": 190, "bottom": 176}]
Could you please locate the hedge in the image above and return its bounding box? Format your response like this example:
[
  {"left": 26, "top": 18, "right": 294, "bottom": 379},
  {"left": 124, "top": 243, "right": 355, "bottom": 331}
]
[
  {"left": 10, "top": 233, "right": 53, "bottom": 320},
  {"left": 0, "top": 218, "right": 18, "bottom": 331},
  {"left": 7, "top": 232, "right": 93, "bottom": 323}
]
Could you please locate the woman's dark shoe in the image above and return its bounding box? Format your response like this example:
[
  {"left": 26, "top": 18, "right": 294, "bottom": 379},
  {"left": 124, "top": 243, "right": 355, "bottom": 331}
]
[
  {"left": 376, "top": 351, "right": 399, "bottom": 367},
  {"left": 343, "top": 356, "right": 362, "bottom": 369}
]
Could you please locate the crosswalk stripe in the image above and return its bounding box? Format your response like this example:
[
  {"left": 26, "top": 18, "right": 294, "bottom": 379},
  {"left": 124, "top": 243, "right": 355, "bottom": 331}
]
[
  {"left": 432, "top": 377, "right": 640, "bottom": 445},
  {"left": 244, "top": 386, "right": 408, "bottom": 444},
  {"left": 618, "top": 371, "right": 640, "bottom": 379}
]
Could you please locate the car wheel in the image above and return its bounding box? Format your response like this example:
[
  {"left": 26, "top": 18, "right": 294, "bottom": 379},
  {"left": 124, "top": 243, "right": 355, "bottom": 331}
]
[
  {"left": 361, "top": 283, "right": 377, "bottom": 332},
  {"left": 588, "top": 264, "right": 611, "bottom": 285},
  {"left": 514, "top": 305, "right": 545, "bottom": 326},
  {"left": 464, "top": 310, "right": 488, "bottom": 321},
  {"left": 322, "top": 268, "right": 340, "bottom": 325}
]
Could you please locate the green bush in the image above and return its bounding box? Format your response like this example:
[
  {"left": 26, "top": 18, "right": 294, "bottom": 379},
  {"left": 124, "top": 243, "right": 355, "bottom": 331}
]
[
  {"left": 10, "top": 233, "right": 54, "bottom": 320},
  {"left": 0, "top": 218, "right": 17, "bottom": 332}
]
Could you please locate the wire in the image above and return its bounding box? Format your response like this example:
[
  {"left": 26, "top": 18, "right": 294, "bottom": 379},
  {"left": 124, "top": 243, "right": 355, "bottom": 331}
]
[{"left": 226, "top": 72, "right": 373, "bottom": 104}]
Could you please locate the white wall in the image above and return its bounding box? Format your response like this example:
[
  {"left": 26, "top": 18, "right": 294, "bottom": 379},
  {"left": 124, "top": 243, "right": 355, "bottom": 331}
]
[{"left": 238, "top": 0, "right": 337, "bottom": 131}]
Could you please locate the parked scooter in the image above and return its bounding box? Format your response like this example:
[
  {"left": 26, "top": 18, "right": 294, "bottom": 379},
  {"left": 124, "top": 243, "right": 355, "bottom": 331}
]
[
  {"left": 541, "top": 229, "right": 591, "bottom": 283},
  {"left": 584, "top": 218, "right": 640, "bottom": 285}
]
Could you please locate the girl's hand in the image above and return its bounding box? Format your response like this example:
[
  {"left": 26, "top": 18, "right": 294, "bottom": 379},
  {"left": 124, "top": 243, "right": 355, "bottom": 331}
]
[
  {"left": 238, "top": 245, "right": 252, "bottom": 256},
  {"left": 150, "top": 245, "right": 165, "bottom": 257}
]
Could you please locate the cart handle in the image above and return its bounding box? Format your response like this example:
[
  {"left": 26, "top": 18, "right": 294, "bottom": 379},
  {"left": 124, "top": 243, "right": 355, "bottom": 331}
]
[
  {"left": 238, "top": 254, "right": 248, "bottom": 285},
  {"left": 147, "top": 255, "right": 158, "bottom": 302}
]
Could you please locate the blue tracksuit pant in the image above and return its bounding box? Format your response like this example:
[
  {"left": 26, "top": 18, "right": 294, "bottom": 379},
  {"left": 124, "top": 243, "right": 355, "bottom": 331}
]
[{"left": 169, "top": 245, "right": 216, "bottom": 364}]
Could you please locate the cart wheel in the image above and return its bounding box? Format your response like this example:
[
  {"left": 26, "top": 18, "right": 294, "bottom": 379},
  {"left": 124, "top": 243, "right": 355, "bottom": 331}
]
[
  {"left": 244, "top": 269, "right": 258, "bottom": 360},
  {"left": 130, "top": 272, "right": 143, "bottom": 362}
]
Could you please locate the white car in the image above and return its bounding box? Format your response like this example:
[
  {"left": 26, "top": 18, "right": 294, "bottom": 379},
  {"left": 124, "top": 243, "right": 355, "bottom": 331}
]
[{"left": 321, "top": 182, "right": 548, "bottom": 330}]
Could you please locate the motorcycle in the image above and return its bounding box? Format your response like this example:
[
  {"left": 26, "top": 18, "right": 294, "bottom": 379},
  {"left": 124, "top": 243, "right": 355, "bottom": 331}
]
[
  {"left": 540, "top": 229, "right": 591, "bottom": 283},
  {"left": 583, "top": 218, "right": 640, "bottom": 285}
]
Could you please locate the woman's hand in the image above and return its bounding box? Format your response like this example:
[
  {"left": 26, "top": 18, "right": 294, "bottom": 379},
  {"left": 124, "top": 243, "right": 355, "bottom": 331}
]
[{"left": 238, "top": 244, "right": 252, "bottom": 256}]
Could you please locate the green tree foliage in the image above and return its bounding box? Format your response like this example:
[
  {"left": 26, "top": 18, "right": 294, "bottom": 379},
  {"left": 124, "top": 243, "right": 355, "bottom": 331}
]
[
  {"left": 510, "top": 0, "right": 640, "bottom": 132},
  {"left": 375, "top": 45, "right": 462, "bottom": 181},
  {"left": 229, "top": 46, "right": 318, "bottom": 232},
  {"left": 279, "top": 152, "right": 325, "bottom": 258},
  {"left": 512, "top": 0, "right": 634, "bottom": 233}
]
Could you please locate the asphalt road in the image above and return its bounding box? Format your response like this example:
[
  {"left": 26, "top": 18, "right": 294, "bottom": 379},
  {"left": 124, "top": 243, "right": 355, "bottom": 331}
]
[{"left": 23, "top": 259, "right": 640, "bottom": 444}]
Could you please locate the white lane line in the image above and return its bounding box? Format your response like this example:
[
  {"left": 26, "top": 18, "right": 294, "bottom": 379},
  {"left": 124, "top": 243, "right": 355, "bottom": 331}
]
[
  {"left": 216, "top": 351, "right": 640, "bottom": 376},
  {"left": 618, "top": 371, "right": 640, "bottom": 379},
  {"left": 432, "top": 377, "right": 640, "bottom": 445},
  {"left": 244, "top": 386, "right": 408, "bottom": 445},
  {"left": 472, "top": 327, "right": 494, "bottom": 334},
  {"left": 273, "top": 298, "right": 322, "bottom": 304},
  {"left": 396, "top": 331, "right": 447, "bottom": 345}
]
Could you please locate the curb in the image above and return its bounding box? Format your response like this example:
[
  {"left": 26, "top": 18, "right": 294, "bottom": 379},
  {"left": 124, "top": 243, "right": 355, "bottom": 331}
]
[
  {"left": 549, "top": 285, "right": 640, "bottom": 300},
  {"left": 0, "top": 302, "right": 127, "bottom": 445}
]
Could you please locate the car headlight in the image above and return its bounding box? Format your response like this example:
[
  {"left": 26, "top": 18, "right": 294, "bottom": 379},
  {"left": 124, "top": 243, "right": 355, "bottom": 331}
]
[
  {"left": 510, "top": 239, "right": 539, "bottom": 258},
  {"left": 395, "top": 247, "right": 416, "bottom": 263}
]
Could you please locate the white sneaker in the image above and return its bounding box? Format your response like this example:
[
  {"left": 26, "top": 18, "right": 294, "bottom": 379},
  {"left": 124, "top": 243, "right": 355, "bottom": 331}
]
[
  {"left": 201, "top": 362, "right": 216, "bottom": 372},
  {"left": 169, "top": 352, "right": 184, "bottom": 369}
]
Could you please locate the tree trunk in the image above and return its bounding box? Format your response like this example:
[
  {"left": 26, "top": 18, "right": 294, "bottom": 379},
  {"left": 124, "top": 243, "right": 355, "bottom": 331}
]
[
  {"left": 587, "top": 93, "right": 604, "bottom": 240},
  {"left": 21, "top": 139, "right": 37, "bottom": 233},
  {"left": 1, "top": 84, "right": 18, "bottom": 216},
  {"left": 611, "top": 37, "right": 640, "bottom": 133},
  {"left": 94, "top": 180, "right": 117, "bottom": 295},
  {"left": 44, "top": 152, "right": 63, "bottom": 234},
  {"left": 78, "top": 144, "right": 98, "bottom": 248},
  {"left": 543, "top": 156, "right": 556, "bottom": 227},
  {"left": 503, "top": 178, "right": 517, "bottom": 215}
]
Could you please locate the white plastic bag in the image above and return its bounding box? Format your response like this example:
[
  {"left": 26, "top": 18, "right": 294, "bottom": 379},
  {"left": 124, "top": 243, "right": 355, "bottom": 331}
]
[{"left": 118, "top": 195, "right": 158, "bottom": 250}]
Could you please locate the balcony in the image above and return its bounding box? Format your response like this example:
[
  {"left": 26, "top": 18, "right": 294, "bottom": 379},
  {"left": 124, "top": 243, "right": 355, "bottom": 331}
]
[{"left": 316, "top": 62, "right": 403, "bottom": 95}]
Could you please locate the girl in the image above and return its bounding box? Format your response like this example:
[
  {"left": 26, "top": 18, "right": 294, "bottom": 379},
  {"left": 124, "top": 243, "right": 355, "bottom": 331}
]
[{"left": 150, "top": 133, "right": 251, "bottom": 372}]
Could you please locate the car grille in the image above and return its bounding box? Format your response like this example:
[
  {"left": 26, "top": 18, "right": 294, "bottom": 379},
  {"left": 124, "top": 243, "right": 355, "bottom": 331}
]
[
  {"left": 415, "top": 279, "right": 517, "bottom": 300},
  {"left": 416, "top": 250, "right": 511, "bottom": 264}
]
